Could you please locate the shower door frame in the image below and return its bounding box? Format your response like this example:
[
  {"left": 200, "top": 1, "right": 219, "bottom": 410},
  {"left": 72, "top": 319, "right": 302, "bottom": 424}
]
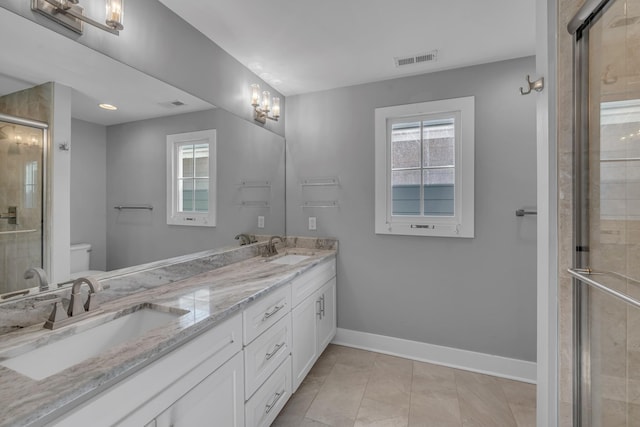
[
  {"left": 569, "top": 0, "right": 622, "bottom": 424},
  {"left": 0, "top": 112, "right": 50, "bottom": 284}
]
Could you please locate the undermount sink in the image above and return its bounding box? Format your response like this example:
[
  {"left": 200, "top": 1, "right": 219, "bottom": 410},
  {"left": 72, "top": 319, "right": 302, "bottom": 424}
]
[
  {"left": 269, "top": 254, "right": 311, "bottom": 265},
  {"left": 0, "top": 305, "right": 188, "bottom": 380}
]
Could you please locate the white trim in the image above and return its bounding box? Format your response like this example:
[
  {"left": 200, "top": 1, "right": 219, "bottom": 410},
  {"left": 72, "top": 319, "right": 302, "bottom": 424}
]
[
  {"left": 536, "top": 0, "right": 558, "bottom": 425},
  {"left": 166, "top": 129, "right": 217, "bottom": 227},
  {"left": 374, "top": 96, "right": 475, "bottom": 238},
  {"left": 332, "top": 328, "right": 536, "bottom": 384}
]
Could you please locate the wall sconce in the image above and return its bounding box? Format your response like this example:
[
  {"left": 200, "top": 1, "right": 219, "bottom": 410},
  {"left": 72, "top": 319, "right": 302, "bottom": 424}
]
[
  {"left": 31, "top": 0, "right": 124, "bottom": 35},
  {"left": 250, "top": 84, "right": 280, "bottom": 124}
]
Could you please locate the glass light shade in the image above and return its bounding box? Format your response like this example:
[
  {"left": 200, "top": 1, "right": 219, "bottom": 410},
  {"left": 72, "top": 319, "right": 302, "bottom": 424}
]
[
  {"left": 272, "top": 97, "right": 281, "bottom": 118},
  {"left": 250, "top": 84, "right": 261, "bottom": 106},
  {"left": 261, "top": 91, "right": 271, "bottom": 112},
  {"left": 106, "top": 0, "right": 124, "bottom": 30}
]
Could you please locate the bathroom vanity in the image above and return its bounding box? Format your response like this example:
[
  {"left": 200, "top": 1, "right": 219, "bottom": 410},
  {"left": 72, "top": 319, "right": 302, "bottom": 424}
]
[{"left": 0, "top": 238, "right": 337, "bottom": 427}]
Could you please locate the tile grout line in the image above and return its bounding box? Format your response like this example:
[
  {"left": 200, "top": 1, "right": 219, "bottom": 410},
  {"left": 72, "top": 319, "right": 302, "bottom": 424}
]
[
  {"left": 350, "top": 353, "right": 375, "bottom": 427},
  {"left": 301, "top": 355, "right": 336, "bottom": 426},
  {"left": 408, "top": 359, "right": 415, "bottom": 426}
]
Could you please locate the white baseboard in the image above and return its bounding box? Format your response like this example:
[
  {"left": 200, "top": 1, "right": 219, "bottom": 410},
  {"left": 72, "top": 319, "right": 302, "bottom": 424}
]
[{"left": 332, "top": 328, "right": 536, "bottom": 384}]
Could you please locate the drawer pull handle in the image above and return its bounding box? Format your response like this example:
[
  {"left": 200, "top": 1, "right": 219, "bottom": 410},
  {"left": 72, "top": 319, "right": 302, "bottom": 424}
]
[
  {"left": 265, "top": 342, "right": 285, "bottom": 360},
  {"left": 263, "top": 303, "right": 285, "bottom": 320},
  {"left": 265, "top": 390, "right": 285, "bottom": 414},
  {"left": 316, "top": 299, "right": 322, "bottom": 319}
]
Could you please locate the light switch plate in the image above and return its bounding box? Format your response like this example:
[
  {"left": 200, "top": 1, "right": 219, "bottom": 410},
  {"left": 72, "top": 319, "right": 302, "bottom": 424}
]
[
  {"left": 258, "top": 216, "right": 265, "bottom": 228},
  {"left": 308, "top": 217, "right": 317, "bottom": 230}
]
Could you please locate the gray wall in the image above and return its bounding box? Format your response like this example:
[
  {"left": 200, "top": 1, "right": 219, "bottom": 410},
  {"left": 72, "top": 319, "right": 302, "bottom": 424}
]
[
  {"left": 285, "top": 57, "right": 538, "bottom": 362},
  {"left": 106, "top": 108, "right": 285, "bottom": 270},
  {"left": 70, "top": 119, "right": 107, "bottom": 271},
  {"left": 0, "top": 0, "right": 284, "bottom": 137}
]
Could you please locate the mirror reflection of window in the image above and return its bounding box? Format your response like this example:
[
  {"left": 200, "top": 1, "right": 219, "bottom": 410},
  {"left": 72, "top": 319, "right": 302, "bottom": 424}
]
[
  {"left": 24, "top": 161, "right": 38, "bottom": 209},
  {"left": 177, "top": 143, "right": 209, "bottom": 213},
  {"left": 599, "top": 100, "right": 640, "bottom": 220}
]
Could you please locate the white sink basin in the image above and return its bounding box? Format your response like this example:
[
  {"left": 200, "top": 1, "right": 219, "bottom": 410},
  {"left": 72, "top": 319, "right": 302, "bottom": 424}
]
[
  {"left": 0, "top": 306, "right": 187, "bottom": 380},
  {"left": 269, "top": 254, "right": 311, "bottom": 265}
]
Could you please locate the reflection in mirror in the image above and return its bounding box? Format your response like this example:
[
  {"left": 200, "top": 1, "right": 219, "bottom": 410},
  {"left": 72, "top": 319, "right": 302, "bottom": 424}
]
[{"left": 0, "top": 8, "right": 285, "bottom": 298}]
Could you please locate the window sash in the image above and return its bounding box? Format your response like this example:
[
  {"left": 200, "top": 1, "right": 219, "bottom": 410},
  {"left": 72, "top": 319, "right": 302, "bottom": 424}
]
[{"left": 388, "top": 112, "right": 459, "bottom": 219}]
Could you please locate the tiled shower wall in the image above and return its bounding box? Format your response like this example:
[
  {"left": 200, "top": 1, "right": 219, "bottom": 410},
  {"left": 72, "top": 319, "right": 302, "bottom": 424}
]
[{"left": 0, "top": 83, "right": 52, "bottom": 293}]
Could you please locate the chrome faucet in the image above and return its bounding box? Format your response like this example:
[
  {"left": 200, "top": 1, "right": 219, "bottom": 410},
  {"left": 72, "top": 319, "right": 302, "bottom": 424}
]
[
  {"left": 235, "top": 233, "right": 253, "bottom": 246},
  {"left": 24, "top": 267, "right": 49, "bottom": 291},
  {"left": 68, "top": 276, "right": 103, "bottom": 316},
  {"left": 264, "top": 235, "right": 283, "bottom": 257},
  {"left": 44, "top": 276, "right": 103, "bottom": 330}
]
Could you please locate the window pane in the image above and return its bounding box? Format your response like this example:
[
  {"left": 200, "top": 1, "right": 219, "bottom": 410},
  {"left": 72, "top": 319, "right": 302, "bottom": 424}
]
[
  {"left": 194, "top": 179, "right": 209, "bottom": 212},
  {"left": 194, "top": 144, "right": 209, "bottom": 177},
  {"left": 392, "top": 170, "right": 421, "bottom": 215},
  {"left": 391, "top": 122, "right": 421, "bottom": 169},
  {"left": 423, "top": 120, "right": 455, "bottom": 167},
  {"left": 179, "top": 145, "right": 194, "bottom": 178},
  {"left": 179, "top": 179, "right": 194, "bottom": 212},
  {"left": 424, "top": 169, "right": 454, "bottom": 216}
]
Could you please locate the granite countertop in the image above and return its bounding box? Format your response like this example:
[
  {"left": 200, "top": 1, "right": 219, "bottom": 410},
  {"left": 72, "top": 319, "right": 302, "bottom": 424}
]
[{"left": 0, "top": 238, "right": 337, "bottom": 427}]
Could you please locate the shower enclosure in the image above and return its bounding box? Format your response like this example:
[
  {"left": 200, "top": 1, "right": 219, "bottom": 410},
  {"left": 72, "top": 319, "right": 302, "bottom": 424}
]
[
  {"left": 0, "top": 113, "right": 47, "bottom": 295},
  {"left": 569, "top": 0, "right": 640, "bottom": 424}
]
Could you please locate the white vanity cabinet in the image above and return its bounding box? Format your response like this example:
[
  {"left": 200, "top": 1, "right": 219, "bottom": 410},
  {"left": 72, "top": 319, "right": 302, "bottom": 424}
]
[
  {"left": 148, "top": 351, "right": 244, "bottom": 427},
  {"left": 291, "top": 260, "right": 337, "bottom": 391},
  {"left": 45, "top": 256, "right": 336, "bottom": 427},
  {"left": 49, "top": 314, "right": 243, "bottom": 427}
]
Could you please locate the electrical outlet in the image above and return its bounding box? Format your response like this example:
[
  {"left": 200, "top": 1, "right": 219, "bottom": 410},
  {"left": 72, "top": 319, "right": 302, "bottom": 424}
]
[
  {"left": 258, "top": 216, "right": 265, "bottom": 228},
  {"left": 308, "top": 216, "right": 317, "bottom": 230}
]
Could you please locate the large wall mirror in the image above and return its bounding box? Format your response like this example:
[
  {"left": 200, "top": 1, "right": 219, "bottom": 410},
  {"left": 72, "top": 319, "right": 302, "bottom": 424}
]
[{"left": 0, "top": 8, "right": 285, "bottom": 298}]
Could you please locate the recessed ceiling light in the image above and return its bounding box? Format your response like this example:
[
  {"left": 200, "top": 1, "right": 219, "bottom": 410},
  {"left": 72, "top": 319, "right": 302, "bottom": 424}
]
[{"left": 99, "top": 103, "right": 118, "bottom": 111}]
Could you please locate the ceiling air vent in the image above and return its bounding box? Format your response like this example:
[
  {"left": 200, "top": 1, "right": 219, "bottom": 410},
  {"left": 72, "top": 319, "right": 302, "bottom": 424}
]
[
  {"left": 394, "top": 50, "right": 438, "bottom": 68},
  {"left": 158, "top": 100, "right": 187, "bottom": 109}
]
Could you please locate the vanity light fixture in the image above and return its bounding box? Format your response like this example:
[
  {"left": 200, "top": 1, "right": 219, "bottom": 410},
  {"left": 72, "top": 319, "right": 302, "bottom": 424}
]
[
  {"left": 98, "top": 103, "right": 118, "bottom": 111},
  {"left": 250, "top": 84, "right": 280, "bottom": 124},
  {"left": 31, "top": 0, "right": 124, "bottom": 35}
]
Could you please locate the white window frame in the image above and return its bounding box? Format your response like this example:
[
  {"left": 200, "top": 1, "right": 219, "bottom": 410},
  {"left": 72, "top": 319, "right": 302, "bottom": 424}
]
[
  {"left": 374, "top": 96, "right": 474, "bottom": 238},
  {"left": 166, "top": 129, "right": 217, "bottom": 227}
]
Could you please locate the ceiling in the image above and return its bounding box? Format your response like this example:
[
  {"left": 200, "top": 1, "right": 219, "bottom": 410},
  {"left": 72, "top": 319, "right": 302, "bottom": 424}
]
[
  {"left": 159, "top": 0, "right": 537, "bottom": 96},
  {"left": 0, "top": 7, "right": 213, "bottom": 126}
]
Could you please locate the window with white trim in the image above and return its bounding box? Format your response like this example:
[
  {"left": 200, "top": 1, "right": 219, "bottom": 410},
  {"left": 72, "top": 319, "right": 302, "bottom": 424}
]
[
  {"left": 375, "top": 96, "right": 474, "bottom": 238},
  {"left": 166, "top": 129, "right": 217, "bottom": 227}
]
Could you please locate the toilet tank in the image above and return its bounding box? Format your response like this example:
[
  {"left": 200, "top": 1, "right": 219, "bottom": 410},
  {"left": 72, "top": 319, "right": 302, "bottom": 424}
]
[{"left": 70, "top": 243, "right": 92, "bottom": 274}]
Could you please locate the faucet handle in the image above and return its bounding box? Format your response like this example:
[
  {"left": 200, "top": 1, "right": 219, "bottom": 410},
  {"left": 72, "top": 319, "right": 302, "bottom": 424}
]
[{"left": 44, "top": 302, "right": 68, "bottom": 330}]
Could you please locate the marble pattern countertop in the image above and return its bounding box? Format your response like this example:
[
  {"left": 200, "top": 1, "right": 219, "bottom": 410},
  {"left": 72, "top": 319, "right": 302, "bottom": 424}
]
[{"left": 0, "top": 237, "right": 337, "bottom": 427}]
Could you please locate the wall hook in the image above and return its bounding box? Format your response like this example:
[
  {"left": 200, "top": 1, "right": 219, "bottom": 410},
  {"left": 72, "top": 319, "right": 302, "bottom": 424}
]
[{"left": 519, "top": 75, "right": 544, "bottom": 95}]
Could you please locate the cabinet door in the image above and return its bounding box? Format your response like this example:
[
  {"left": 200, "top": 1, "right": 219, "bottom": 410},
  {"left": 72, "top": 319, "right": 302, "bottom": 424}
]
[
  {"left": 153, "top": 351, "right": 244, "bottom": 427},
  {"left": 291, "top": 293, "right": 320, "bottom": 392},
  {"left": 317, "top": 278, "right": 336, "bottom": 354}
]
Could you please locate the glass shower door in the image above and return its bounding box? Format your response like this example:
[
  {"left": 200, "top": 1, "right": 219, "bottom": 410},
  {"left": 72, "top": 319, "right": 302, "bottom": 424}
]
[
  {"left": 0, "top": 118, "right": 44, "bottom": 294},
  {"left": 570, "top": 0, "right": 640, "bottom": 424}
]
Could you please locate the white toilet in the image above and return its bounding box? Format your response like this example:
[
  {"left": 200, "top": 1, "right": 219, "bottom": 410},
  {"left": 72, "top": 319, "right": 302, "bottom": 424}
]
[{"left": 70, "top": 243, "right": 105, "bottom": 279}]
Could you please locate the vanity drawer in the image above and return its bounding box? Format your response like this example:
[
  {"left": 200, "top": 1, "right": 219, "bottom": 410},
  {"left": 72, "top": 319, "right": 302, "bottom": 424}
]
[
  {"left": 244, "top": 312, "right": 291, "bottom": 399},
  {"left": 291, "top": 259, "right": 336, "bottom": 307},
  {"left": 243, "top": 283, "right": 291, "bottom": 345},
  {"left": 245, "top": 355, "right": 291, "bottom": 427}
]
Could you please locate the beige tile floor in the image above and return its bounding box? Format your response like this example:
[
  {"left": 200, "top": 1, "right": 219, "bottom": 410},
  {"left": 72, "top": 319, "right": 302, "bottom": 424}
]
[{"left": 273, "top": 345, "right": 536, "bottom": 427}]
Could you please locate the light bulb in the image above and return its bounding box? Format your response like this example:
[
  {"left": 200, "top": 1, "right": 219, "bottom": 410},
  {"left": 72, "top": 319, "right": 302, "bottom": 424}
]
[
  {"left": 262, "top": 91, "right": 271, "bottom": 112},
  {"left": 250, "top": 84, "right": 261, "bottom": 106},
  {"left": 106, "top": 0, "right": 124, "bottom": 30}
]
